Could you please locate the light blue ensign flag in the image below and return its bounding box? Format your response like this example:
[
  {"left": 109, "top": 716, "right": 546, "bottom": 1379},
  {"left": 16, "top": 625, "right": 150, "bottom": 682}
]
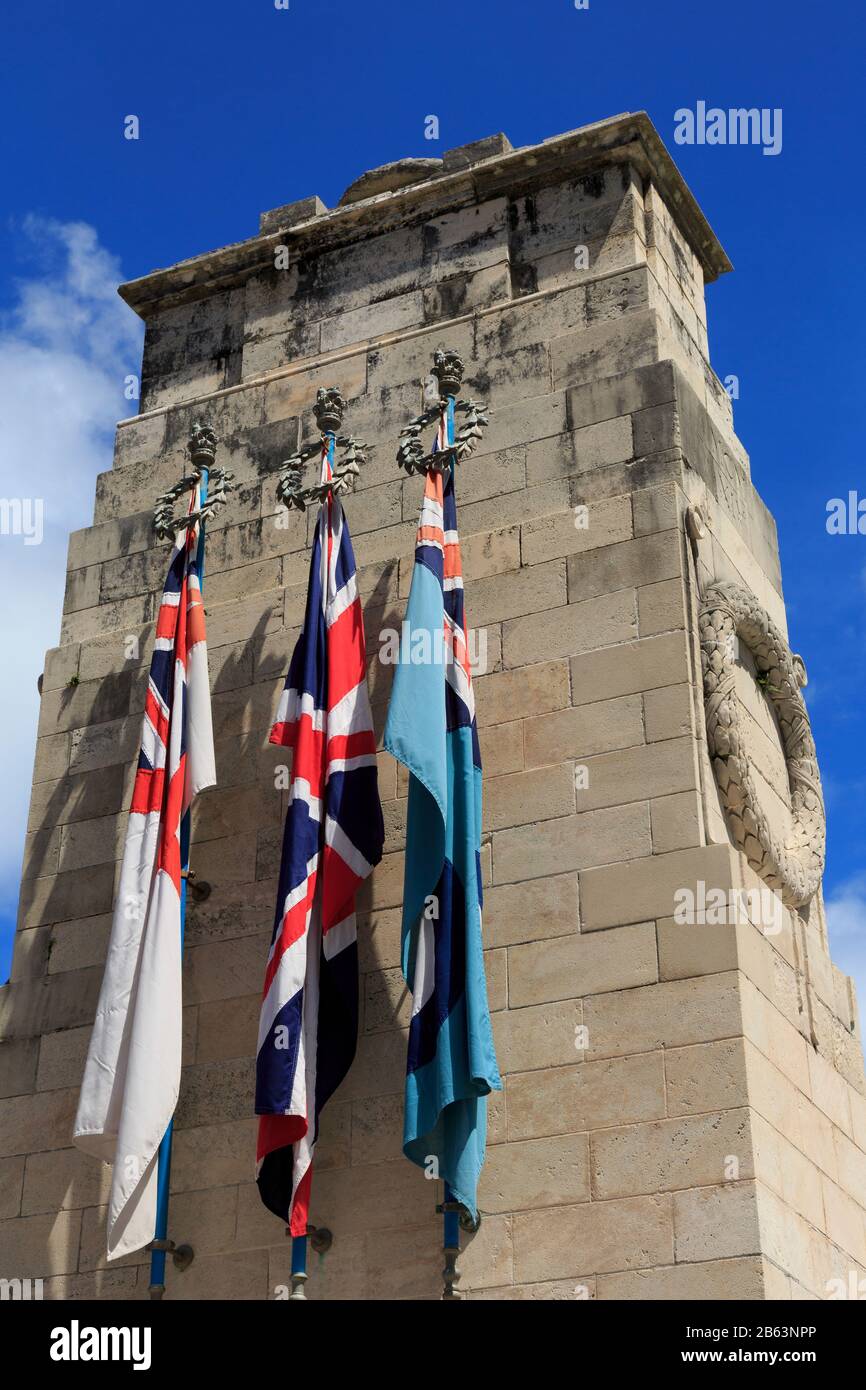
[{"left": 383, "top": 416, "right": 500, "bottom": 1221}]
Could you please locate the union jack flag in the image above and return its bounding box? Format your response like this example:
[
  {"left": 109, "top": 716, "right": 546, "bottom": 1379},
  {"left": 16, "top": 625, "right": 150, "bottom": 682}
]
[
  {"left": 256, "top": 446, "right": 384, "bottom": 1237},
  {"left": 74, "top": 483, "right": 216, "bottom": 1259}
]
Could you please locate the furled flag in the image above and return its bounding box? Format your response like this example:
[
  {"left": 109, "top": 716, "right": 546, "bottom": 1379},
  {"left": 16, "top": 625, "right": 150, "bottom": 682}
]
[
  {"left": 383, "top": 405, "right": 501, "bottom": 1223},
  {"left": 256, "top": 453, "right": 384, "bottom": 1237},
  {"left": 74, "top": 485, "right": 216, "bottom": 1260}
]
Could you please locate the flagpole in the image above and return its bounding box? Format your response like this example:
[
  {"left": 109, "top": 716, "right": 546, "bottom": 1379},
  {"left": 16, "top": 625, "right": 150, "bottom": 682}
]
[
  {"left": 285, "top": 423, "right": 340, "bottom": 1303},
  {"left": 148, "top": 430, "right": 212, "bottom": 1300},
  {"left": 440, "top": 391, "right": 463, "bottom": 1300},
  {"left": 394, "top": 351, "right": 492, "bottom": 1301}
]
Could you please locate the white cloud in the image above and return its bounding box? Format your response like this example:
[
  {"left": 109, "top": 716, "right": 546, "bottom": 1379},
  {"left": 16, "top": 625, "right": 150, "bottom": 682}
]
[
  {"left": 825, "top": 873, "right": 866, "bottom": 1031},
  {"left": 826, "top": 874, "right": 866, "bottom": 942},
  {"left": 0, "top": 218, "right": 143, "bottom": 961}
]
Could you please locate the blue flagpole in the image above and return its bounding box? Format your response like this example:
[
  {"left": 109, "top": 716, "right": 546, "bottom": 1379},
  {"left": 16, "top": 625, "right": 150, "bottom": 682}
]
[
  {"left": 443, "top": 1181, "right": 460, "bottom": 1265},
  {"left": 440, "top": 395, "right": 463, "bottom": 1298},
  {"left": 289, "top": 1235, "right": 308, "bottom": 1300},
  {"left": 148, "top": 462, "right": 210, "bottom": 1299}
]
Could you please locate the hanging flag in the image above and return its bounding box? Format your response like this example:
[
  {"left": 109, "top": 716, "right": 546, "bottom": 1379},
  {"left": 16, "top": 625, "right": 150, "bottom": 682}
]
[
  {"left": 256, "top": 474, "right": 383, "bottom": 1237},
  {"left": 73, "top": 485, "right": 216, "bottom": 1260},
  {"left": 383, "top": 408, "right": 501, "bottom": 1223}
]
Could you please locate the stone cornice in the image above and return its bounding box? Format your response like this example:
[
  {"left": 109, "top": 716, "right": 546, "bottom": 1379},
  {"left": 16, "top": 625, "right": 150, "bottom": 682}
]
[{"left": 118, "top": 112, "right": 732, "bottom": 319}]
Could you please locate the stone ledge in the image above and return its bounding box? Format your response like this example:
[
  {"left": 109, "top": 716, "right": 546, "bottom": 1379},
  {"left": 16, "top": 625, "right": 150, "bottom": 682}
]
[{"left": 118, "top": 113, "right": 732, "bottom": 319}]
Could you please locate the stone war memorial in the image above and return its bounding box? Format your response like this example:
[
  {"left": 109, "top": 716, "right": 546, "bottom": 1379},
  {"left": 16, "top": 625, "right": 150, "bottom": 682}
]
[{"left": 2, "top": 112, "right": 865, "bottom": 1302}]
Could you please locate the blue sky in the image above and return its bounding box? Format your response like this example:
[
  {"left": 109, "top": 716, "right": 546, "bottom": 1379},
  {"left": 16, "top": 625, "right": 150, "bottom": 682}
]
[{"left": 0, "top": 0, "right": 863, "bottom": 994}]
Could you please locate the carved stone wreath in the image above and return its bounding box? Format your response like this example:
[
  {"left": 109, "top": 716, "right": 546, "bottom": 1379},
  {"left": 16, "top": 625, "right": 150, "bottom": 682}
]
[
  {"left": 699, "top": 581, "right": 825, "bottom": 908},
  {"left": 275, "top": 435, "right": 368, "bottom": 512},
  {"left": 396, "top": 399, "right": 489, "bottom": 476}
]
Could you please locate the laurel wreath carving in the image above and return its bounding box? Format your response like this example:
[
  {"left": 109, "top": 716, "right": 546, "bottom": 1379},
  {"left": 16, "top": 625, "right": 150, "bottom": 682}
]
[
  {"left": 396, "top": 399, "right": 489, "bottom": 476},
  {"left": 276, "top": 436, "right": 369, "bottom": 512},
  {"left": 699, "top": 581, "right": 825, "bottom": 908},
  {"left": 153, "top": 467, "right": 235, "bottom": 542}
]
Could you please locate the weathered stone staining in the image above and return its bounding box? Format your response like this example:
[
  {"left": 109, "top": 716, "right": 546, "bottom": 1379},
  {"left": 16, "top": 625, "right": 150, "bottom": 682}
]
[{"left": 2, "top": 112, "right": 864, "bottom": 1302}]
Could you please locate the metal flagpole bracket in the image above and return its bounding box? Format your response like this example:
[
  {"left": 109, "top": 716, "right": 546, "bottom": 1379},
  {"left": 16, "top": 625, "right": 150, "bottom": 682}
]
[
  {"left": 436, "top": 1197, "right": 481, "bottom": 1234},
  {"left": 146, "top": 1239, "right": 195, "bottom": 1298},
  {"left": 180, "top": 868, "right": 212, "bottom": 904},
  {"left": 396, "top": 348, "right": 489, "bottom": 477},
  {"left": 307, "top": 1225, "right": 333, "bottom": 1254},
  {"left": 276, "top": 388, "right": 371, "bottom": 512},
  {"left": 282, "top": 1225, "right": 332, "bottom": 1300},
  {"left": 153, "top": 422, "right": 236, "bottom": 541}
]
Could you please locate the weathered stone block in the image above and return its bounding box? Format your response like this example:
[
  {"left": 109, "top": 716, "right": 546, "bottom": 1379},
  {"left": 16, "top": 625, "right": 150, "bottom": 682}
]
[
  {"left": 567, "top": 529, "right": 682, "bottom": 604},
  {"left": 592, "top": 1108, "right": 753, "bottom": 1199},
  {"left": 674, "top": 1180, "right": 763, "bottom": 1265},
  {"left": 0, "top": 1208, "right": 82, "bottom": 1278},
  {"left": 513, "top": 1194, "right": 673, "bottom": 1282},
  {"left": 0, "top": 1038, "right": 38, "bottom": 1099},
  {"left": 507, "top": 1053, "right": 665, "bottom": 1140},
  {"left": 525, "top": 693, "right": 644, "bottom": 770},
  {"left": 493, "top": 999, "right": 583, "bottom": 1075},
  {"left": 584, "top": 972, "right": 743, "bottom": 1059},
  {"left": 0, "top": 1156, "right": 24, "bottom": 1219},
  {"left": 484, "top": 874, "right": 578, "bottom": 949},
  {"left": 598, "top": 1256, "right": 764, "bottom": 1301},
  {"left": 493, "top": 803, "right": 651, "bottom": 885},
  {"left": 475, "top": 660, "right": 569, "bottom": 727},
  {"left": 484, "top": 764, "right": 574, "bottom": 832},
  {"left": 503, "top": 590, "right": 637, "bottom": 669},
  {"left": 509, "top": 921, "right": 657, "bottom": 1007},
  {"left": 481, "top": 1134, "right": 590, "bottom": 1213},
  {"left": 522, "top": 493, "right": 632, "bottom": 565},
  {"left": 579, "top": 841, "right": 738, "bottom": 931}
]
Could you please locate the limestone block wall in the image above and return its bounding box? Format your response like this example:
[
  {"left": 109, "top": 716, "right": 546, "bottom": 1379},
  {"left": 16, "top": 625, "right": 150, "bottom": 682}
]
[{"left": 1, "top": 114, "right": 864, "bottom": 1301}]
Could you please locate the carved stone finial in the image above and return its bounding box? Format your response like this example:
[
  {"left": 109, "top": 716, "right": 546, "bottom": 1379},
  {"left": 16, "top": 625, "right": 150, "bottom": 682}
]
[
  {"left": 314, "top": 388, "right": 345, "bottom": 436},
  {"left": 432, "top": 348, "right": 464, "bottom": 399},
  {"left": 188, "top": 421, "right": 217, "bottom": 473}
]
